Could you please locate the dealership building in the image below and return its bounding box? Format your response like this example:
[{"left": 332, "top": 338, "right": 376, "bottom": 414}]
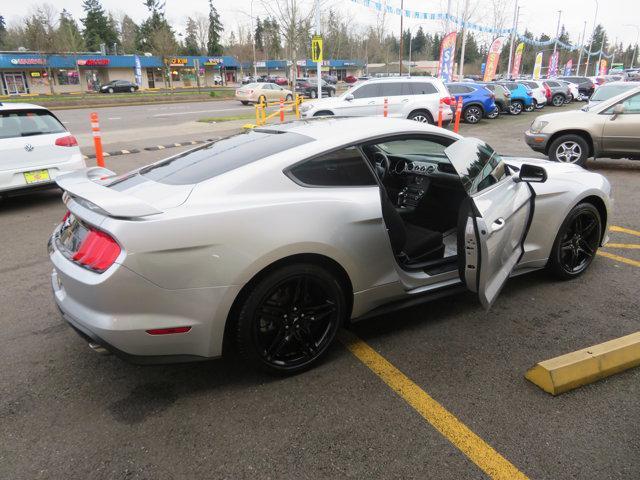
[
  {"left": 0, "top": 52, "right": 365, "bottom": 95},
  {"left": 0, "top": 52, "right": 240, "bottom": 95}
]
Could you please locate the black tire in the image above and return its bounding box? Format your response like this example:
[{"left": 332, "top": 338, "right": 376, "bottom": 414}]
[
  {"left": 548, "top": 203, "right": 601, "bottom": 280},
  {"left": 313, "top": 110, "right": 334, "bottom": 117},
  {"left": 552, "top": 94, "right": 565, "bottom": 107},
  {"left": 130, "top": 86, "right": 135, "bottom": 92},
  {"left": 235, "top": 263, "right": 346, "bottom": 375},
  {"left": 241, "top": 101, "right": 249, "bottom": 105},
  {"left": 548, "top": 134, "right": 589, "bottom": 167},
  {"left": 524, "top": 103, "right": 535, "bottom": 112},
  {"left": 310, "top": 89, "right": 317, "bottom": 99},
  {"left": 328, "top": 89, "right": 333, "bottom": 97},
  {"left": 408, "top": 110, "right": 434, "bottom": 124},
  {"left": 108, "top": 87, "right": 114, "bottom": 94},
  {"left": 509, "top": 100, "right": 523, "bottom": 115},
  {"left": 463, "top": 105, "right": 483, "bottom": 124},
  {"left": 564, "top": 94, "right": 573, "bottom": 104},
  {"left": 487, "top": 107, "right": 500, "bottom": 119}
]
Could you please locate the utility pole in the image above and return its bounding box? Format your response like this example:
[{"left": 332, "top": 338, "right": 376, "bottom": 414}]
[
  {"left": 576, "top": 21, "right": 587, "bottom": 75},
  {"left": 506, "top": 0, "right": 519, "bottom": 79},
  {"left": 553, "top": 10, "right": 562, "bottom": 54},
  {"left": 315, "top": 0, "right": 321, "bottom": 99},
  {"left": 458, "top": 0, "right": 471, "bottom": 79},
  {"left": 584, "top": 0, "right": 599, "bottom": 76},
  {"left": 251, "top": 0, "right": 257, "bottom": 78},
  {"left": 399, "top": 0, "right": 404, "bottom": 75},
  {"left": 408, "top": 29, "right": 412, "bottom": 77}
]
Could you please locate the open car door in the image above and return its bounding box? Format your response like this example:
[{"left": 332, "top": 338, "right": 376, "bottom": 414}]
[{"left": 445, "top": 138, "right": 533, "bottom": 308}]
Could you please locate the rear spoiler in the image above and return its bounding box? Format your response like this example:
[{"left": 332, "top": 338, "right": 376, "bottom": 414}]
[{"left": 56, "top": 167, "right": 162, "bottom": 218}]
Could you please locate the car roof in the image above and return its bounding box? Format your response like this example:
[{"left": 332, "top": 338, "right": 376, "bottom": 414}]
[
  {"left": 600, "top": 81, "right": 640, "bottom": 86},
  {"left": 0, "top": 102, "right": 50, "bottom": 111},
  {"left": 256, "top": 116, "right": 460, "bottom": 144},
  {"left": 366, "top": 76, "right": 440, "bottom": 84}
]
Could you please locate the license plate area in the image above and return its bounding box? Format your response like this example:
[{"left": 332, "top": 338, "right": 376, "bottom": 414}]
[{"left": 23, "top": 169, "right": 50, "bottom": 184}]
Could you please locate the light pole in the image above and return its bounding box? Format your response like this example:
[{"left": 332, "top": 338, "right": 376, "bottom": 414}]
[
  {"left": 506, "top": 0, "right": 519, "bottom": 80},
  {"left": 584, "top": 0, "right": 598, "bottom": 76},
  {"left": 399, "top": 0, "right": 404, "bottom": 75},
  {"left": 576, "top": 21, "right": 587, "bottom": 75},
  {"left": 623, "top": 24, "right": 640, "bottom": 68},
  {"left": 315, "top": 0, "right": 321, "bottom": 99},
  {"left": 250, "top": 0, "right": 257, "bottom": 78},
  {"left": 553, "top": 10, "right": 562, "bottom": 54},
  {"left": 458, "top": 0, "right": 471, "bottom": 79},
  {"left": 408, "top": 29, "right": 412, "bottom": 77}
]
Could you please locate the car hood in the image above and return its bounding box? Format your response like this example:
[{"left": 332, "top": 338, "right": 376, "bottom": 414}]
[{"left": 533, "top": 109, "right": 589, "bottom": 124}]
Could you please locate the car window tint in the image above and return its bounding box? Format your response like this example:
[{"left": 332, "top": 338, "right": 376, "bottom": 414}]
[
  {"left": 376, "top": 138, "right": 451, "bottom": 158},
  {"left": 288, "top": 147, "right": 376, "bottom": 187},
  {"left": 546, "top": 81, "right": 559, "bottom": 87},
  {"left": 591, "top": 84, "right": 634, "bottom": 101},
  {"left": 522, "top": 82, "right": 537, "bottom": 89},
  {"left": 352, "top": 83, "right": 380, "bottom": 99},
  {"left": 622, "top": 92, "right": 640, "bottom": 113},
  {"left": 139, "top": 130, "right": 313, "bottom": 185},
  {"left": 410, "top": 82, "right": 437, "bottom": 95},
  {"left": 447, "top": 84, "right": 462, "bottom": 94},
  {"left": 444, "top": 139, "right": 507, "bottom": 195},
  {"left": 484, "top": 84, "right": 495, "bottom": 91},
  {"left": 0, "top": 110, "right": 66, "bottom": 139},
  {"left": 379, "top": 83, "right": 403, "bottom": 97}
]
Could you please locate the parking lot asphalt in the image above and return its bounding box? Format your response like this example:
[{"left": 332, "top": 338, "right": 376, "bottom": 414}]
[{"left": 1, "top": 105, "right": 639, "bottom": 479}]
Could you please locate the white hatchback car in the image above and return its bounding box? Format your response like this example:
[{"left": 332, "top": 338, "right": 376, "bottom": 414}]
[
  {"left": 300, "top": 77, "right": 454, "bottom": 125},
  {"left": 0, "top": 103, "right": 85, "bottom": 197}
]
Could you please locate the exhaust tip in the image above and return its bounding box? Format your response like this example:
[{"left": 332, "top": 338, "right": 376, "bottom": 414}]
[{"left": 88, "top": 342, "right": 111, "bottom": 356}]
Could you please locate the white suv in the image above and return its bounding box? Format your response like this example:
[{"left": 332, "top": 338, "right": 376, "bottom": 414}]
[
  {"left": 0, "top": 103, "right": 85, "bottom": 197},
  {"left": 299, "top": 77, "right": 454, "bottom": 125}
]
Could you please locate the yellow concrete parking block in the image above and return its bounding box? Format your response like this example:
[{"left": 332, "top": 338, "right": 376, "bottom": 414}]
[
  {"left": 339, "top": 329, "right": 529, "bottom": 480},
  {"left": 526, "top": 332, "right": 640, "bottom": 396}
]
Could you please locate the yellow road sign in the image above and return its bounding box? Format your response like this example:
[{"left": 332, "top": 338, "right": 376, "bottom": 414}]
[{"left": 311, "top": 35, "right": 323, "bottom": 63}]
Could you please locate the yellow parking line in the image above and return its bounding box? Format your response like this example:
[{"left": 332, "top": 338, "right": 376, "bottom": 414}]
[
  {"left": 338, "top": 330, "right": 529, "bottom": 480},
  {"left": 604, "top": 243, "right": 640, "bottom": 250},
  {"left": 610, "top": 225, "right": 640, "bottom": 237},
  {"left": 597, "top": 251, "right": 640, "bottom": 268}
]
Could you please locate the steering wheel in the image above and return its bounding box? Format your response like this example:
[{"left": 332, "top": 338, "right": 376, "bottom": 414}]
[{"left": 372, "top": 150, "right": 391, "bottom": 181}]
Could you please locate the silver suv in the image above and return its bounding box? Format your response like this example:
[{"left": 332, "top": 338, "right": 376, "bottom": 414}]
[{"left": 299, "top": 77, "right": 454, "bottom": 125}]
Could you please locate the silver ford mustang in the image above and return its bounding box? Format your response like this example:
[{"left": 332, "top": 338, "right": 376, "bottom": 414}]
[{"left": 49, "top": 117, "right": 612, "bottom": 374}]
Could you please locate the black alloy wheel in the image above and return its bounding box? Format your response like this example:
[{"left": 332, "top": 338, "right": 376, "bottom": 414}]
[
  {"left": 236, "top": 264, "right": 345, "bottom": 374},
  {"left": 548, "top": 203, "right": 601, "bottom": 279}
]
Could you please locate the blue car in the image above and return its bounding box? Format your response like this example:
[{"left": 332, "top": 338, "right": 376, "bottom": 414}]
[
  {"left": 446, "top": 83, "right": 497, "bottom": 124},
  {"left": 495, "top": 81, "right": 534, "bottom": 115}
]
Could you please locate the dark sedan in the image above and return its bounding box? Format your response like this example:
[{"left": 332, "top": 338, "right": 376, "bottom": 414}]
[
  {"left": 99, "top": 80, "right": 139, "bottom": 93},
  {"left": 294, "top": 78, "right": 336, "bottom": 98}
]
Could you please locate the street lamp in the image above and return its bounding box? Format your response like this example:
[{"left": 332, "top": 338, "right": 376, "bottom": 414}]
[
  {"left": 623, "top": 24, "right": 640, "bottom": 68},
  {"left": 584, "top": 0, "right": 598, "bottom": 76}
]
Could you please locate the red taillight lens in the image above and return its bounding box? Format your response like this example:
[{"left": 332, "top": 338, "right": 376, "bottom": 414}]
[
  {"left": 62, "top": 210, "right": 70, "bottom": 222},
  {"left": 146, "top": 326, "right": 192, "bottom": 335},
  {"left": 55, "top": 135, "right": 78, "bottom": 147},
  {"left": 544, "top": 85, "right": 552, "bottom": 98},
  {"left": 72, "top": 229, "right": 121, "bottom": 272},
  {"left": 442, "top": 96, "right": 455, "bottom": 105}
]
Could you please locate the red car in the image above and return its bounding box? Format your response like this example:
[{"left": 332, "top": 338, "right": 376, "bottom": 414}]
[
  {"left": 274, "top": 77, "right": 289, "bottom": 86},
  {"left": 345, "top": 75, "right": 358, "bottom": 84}
]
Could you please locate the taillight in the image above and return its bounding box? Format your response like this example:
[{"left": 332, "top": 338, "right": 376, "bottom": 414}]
[
  {"left": 544, "top": 85, "right": 552, "bottom": 98},
  {"left": 71, "top": 229, "right": 121, "bottom": 272},
  {"left": 146, "top": 327, "right": 192, "bottom": 335},
  {"left": 55, "top": 135, "right": 78, "bottom": 147},
  {"left": 62, "top": 210, "right": 70, "bottom": 222},
  {"left": 442, "top": 96, "right": 455, "bottom": 105}
]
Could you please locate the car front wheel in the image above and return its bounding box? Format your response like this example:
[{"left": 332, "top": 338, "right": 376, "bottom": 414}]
[
  {"left": 108, "top": 87, "right": 114, "bottom": 94},
  {"left": 463, "top": 105, "right": 483, "bottom": 124},
  {"left": 552, "top": 94, "right": 565, "bottom": 106},
  {"left": 509, "top": 100, "right": 523, "bottom": 115},
  {"left": 549, "top": 134, "right": 589, "bottom": 167},
  {"left": 487, "top": 107, "right": 499, "bottom": 119},
  {"left": 235, "top": 263, "right": 346, "bottom": 374},
  {"left": 548, "top": 203, "right": 601, "bottom": 279}
]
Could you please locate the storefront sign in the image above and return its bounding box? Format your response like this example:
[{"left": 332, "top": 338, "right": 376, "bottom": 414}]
[
  {"left": 204, "top": 57, "right": 223, "bottom": 66},
  {"left": 77, "top": 58, "right": 109, "bottom": 66},
  {"left": 296, "top": 60, "right": 306, "bottom": 66},
  {"left": 11, "top": 58, "right": 46, "bottom": 65},
  {"left": 170, "top": 58, "right": 188, "bottom": 66},
  {"left": 256, "top": 61, "right": 266, "bottom": 68},
  {"left": 30, "top": 71, "right": 41, "bottom": 77}
]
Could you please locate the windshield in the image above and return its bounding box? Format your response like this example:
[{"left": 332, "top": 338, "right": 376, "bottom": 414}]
[
  {"left": 0, "top": 110, "right": 66, "bottom": 139},
  {"left": 591, "top": 84, "right": 635, "bottom": 101}
]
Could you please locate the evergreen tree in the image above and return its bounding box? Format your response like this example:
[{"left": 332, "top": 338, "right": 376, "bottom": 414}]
[
  {"left": 0, "top": 14, "right": 6, "bottom": 48},
  {"left": 464, "top": 33, "right": 480, "bottom": 64},
  {"left": 402, "top": 29, "right": 411, "bottom": 57},
  {"left": 81, "top": 0, "right": 118, "bottom": 52},
  {"left": 183, "top": 17, "right": 199, "bottom": 55},
  {"left": 207, "top": 0, "right": 223, "bottom": 55},
  {"left": 119, "top": 15, "right": 138, "bottom": 54},
  {"left": 412, "top": 27, "right": 426, "bottom": 56},
  {"left": 56, "top": 9, "right": 85, "bottom": 52},
  {"left": 254, "top": 17, "right": 264, "bottom": 52},
  {"left": 137, "top": 0, "right": 174, "bottom": 52},
  {"left": 432, "top": 33, "right": 441, "bottom": 59}
]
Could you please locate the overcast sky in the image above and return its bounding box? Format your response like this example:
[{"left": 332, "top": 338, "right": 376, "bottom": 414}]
[{"left": 3, "top": 0, "right": 640, "bottom": 47}]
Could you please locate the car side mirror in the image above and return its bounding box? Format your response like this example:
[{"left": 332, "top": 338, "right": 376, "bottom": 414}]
[
  {"left": 516, "top": 163, "right": 547, "bottom": 183},
  {"left": 345, "top": 93, "right": 354, "bottom": 101},
  {"left": 611, "top": 103, "right": 624, "bottom": 119}
]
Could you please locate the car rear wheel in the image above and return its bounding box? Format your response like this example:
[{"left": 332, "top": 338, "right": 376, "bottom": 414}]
[
  {"left": 552, "top": 94, "right": 565, "bottom": 106},
  {"left": 241, "top": 101, "right": 249, "bottom": 105},
  {"left": 548, "top": 203, "right": 601, "bottom": 279},
  {"left": 130, "top": 86, "right": 135, "bottom": 92},
  {"left": 408, "top": 110, "right": 433, "bottom": 124},
  {"left": 235, "top": 263, "right": 346, "bottom": 374},
  {"left": 310, "top": 89, "right": 317, "bottom": 99},
  {"left": 463, "top": 105, "right": 483, "bottom": 124},
  {"left": 509, "top": 100, "right": 523, "bottom": 115},
  {"left": 564, "top": 94, "right": 573, "bottom": 104},
  {"left": 108, "top": 87, "right": 114, "bottom": 94},
  {"left": 549, "top": 134, "right": 589, "bottom": 167},
  {"left": 524, "top": 103, "right": 534, "bottom": 112}
]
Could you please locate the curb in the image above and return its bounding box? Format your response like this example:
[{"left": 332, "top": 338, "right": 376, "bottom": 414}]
[
  {"left": 83, "top": 138, "right": 218, "bottom": 160},
  {"left": 49, "top": 97, "right": 235, "bottom": 111},
  {"left": 525, "top": 331, "right": 640, "bottom": 395}
]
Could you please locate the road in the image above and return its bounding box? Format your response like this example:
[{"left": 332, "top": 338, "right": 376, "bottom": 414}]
[
  {"left": 2, "top": 105, "right": 639, "bottom": 479},
  {"left": 53, "top": 100, "right": 252, "bottom": 153}
]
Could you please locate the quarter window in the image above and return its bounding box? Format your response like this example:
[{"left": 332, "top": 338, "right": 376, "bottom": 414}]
[
  {"left": 288, "top": 147, "right": 376, "bottom": 187},
  {"left": 410, "top": 82, "right": 437, "bottom": 95}
]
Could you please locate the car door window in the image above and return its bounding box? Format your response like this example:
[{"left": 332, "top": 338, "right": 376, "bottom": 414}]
[
  {"left": 622, "top": 92, "right": 640, "bottom": 113},
  {"left": 379, "top": 83, "right": 403, "bottom": 97},
  {"left": 410, "top": 82, "right": 437, "bottom": 95},
  {"left": 288, "top": 147, "right": 376, "bottom": 187},
  {"left": 448, "top": 85, "right": 463, "bottom": 94},
  {"left": 352, "top": 84, "right": 381, "bottom": 99},
  {"left": 444, "top": 139, "right": 508, "bottom": 195}
]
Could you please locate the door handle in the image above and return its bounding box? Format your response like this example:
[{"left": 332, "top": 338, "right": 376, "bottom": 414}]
[
  {"left": 368, "top": 101, "right": 375, "bottom": 105},
  {"left": 402, "top": 98, "right": 410, "bottom": 102},
  {"left": 492, "top": 218, "right": 505, "bottom": 232}
]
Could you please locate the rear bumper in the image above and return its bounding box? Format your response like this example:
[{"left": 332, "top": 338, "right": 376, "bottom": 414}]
[
  {"left": 0, "top": 155, "right": 85, "bottom": 194},
  {"left": 49, "top": 234, "right": 241, "bottom": 362}
]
